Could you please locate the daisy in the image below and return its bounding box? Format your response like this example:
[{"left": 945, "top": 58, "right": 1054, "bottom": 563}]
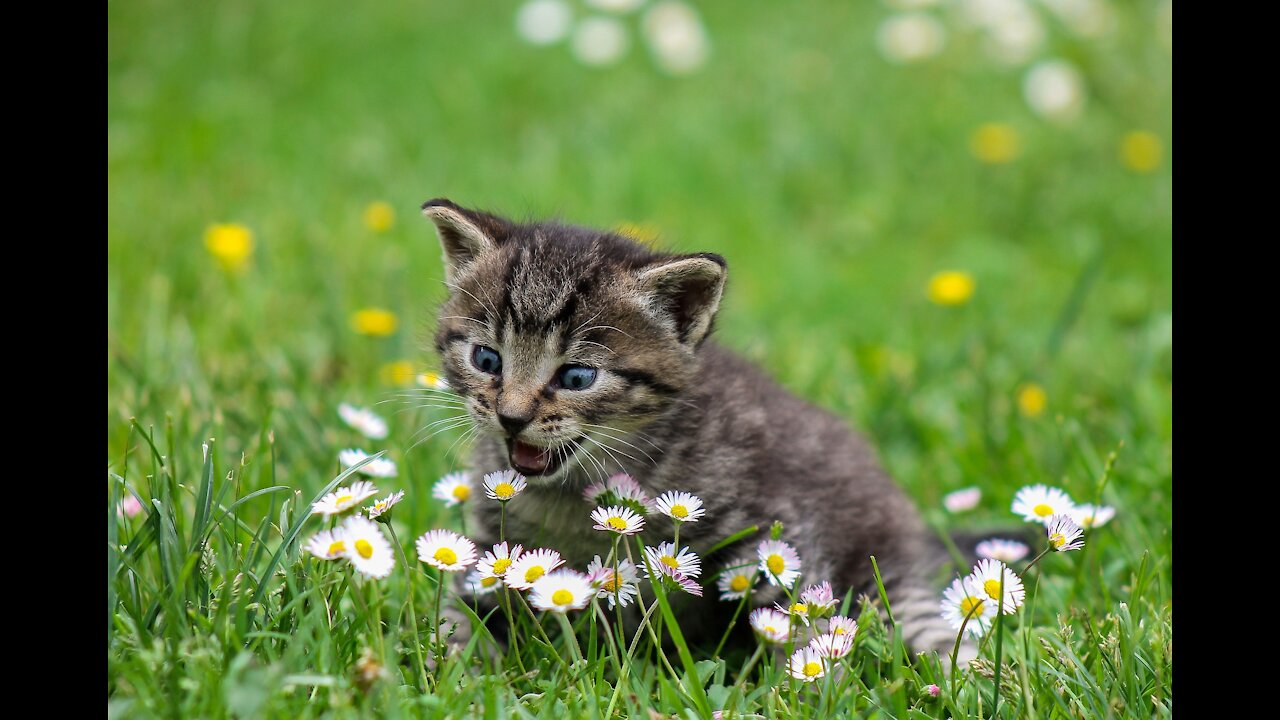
[
  {"left": 432, "top": 472, "right": 473, "bottom": 507},
  {"left": 1012, "top": 484, "right": 1076, "bottom": 523},
  {"left": 654, "top": 491, "right": 706, "bottom": 523},
  {"left": 1069, "top": 503, "right": 1116, "bottom": 529},
  {"left": 775, "top": 600, "right": 812, "bottom": 627},
  {"left": 416, "top": 371, "right": 450, "bottom": 391},
  {"left": 757, "top": 540, "right": 801, "bottom": 588},
  {"left": 943, "top": 486, "right": 982, "bottom": 513},
  {"left": 341, "top": 516, "right": 395, "bottom": 579},
  {"left": 788, "top": 646, "right": 827, "bottom": 683},
  {"left": 366, "top": 491, "right": 404, "bottom": 522},
  {"left": 312, "top": 480, "right": 379, "bottom": 517},
  {"left": 809, "top": 632, "right": 854, "bottom": 659},
  {"left": 476, "top": 542, "right": 523, "bottom": 580},
  {"left": 117, "top": 495, "right": 144, "bottom": 519},
  {"left": 968, "top": 559, "right": 1025, "bottom": 615},
  {"left": 583, "top": 472, "right": 651, "bottom": 514},
  {"left": 587, "top": 555, "right": 639, "bottom": 609},
  {"left": 748, "top": 607, "right": 790, "bottom": 644},
  {"left": 941, "top": 576, "right": 995, "bottom": 637},
  {"left": 643, "top": 554, "right": 703, "bottom": 597},
  {"left": 338, "top": 449, "right": 398, "bottom": 478},
  {"left": 337, "top": 403, "right": 388, "bottom": 440},
  {"left": 415, "top": 529, "right": 478, "bottom": 573},
  {"left": 715, "top": 559, "right": 758, "bottom": 601},
  {"left": 643, "top": 541, "right": 701, "bottom": 578},
  {"left": 306, "top": 529, "right": 349, "bottom": 560},
  {"left": 482, "top": 469, "right": 527, "bottom": 502},
  {"left": 1046, "top": 514, "right": 1085, "bottom": 551},
  {"left": 826, "top": 615, "right": 857, "bottom": 638},
  {"left": 463, "top": 570, "right": 501, "bottom": 596},
  {"left": 530, "top": 569, "right": 595, "bottom": 612},
  {"left": 975, "top": 538, "right": 1031, "bottom": 563},
  {"left": 591, "top": 505, "right": 646, "bottom": 535},
  {"left": 800, "top": 581, "right": 838, "bottom": 614},
  {"left": 504, "top": 548, "right": 565, "bottom": 590}
]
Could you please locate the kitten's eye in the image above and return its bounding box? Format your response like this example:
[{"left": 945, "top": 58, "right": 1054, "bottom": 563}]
[
  {"left": 556, "top": 365, "right": 597, "bottom": 391},
  {"left": 472, "top": 346, "right": 503, "bottom": 375}
]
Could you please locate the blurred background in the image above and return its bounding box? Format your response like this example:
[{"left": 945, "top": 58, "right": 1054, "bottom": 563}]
[{"left": 107, "top": 0, "right": 1171, "bottom": 526}]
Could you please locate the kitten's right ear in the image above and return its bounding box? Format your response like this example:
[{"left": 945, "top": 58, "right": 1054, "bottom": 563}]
[{"left": 421, "top": 198, "right": 507, "bottom": 283}]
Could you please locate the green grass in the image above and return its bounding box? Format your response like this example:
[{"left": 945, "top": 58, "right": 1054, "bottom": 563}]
[{"left": 108, "top": 1, "right": 1172, "bottom": 717}]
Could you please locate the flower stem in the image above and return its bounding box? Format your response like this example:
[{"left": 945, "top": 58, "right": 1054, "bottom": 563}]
[{"left": 387, "top": 524, "right": 430, "bottom": 692}]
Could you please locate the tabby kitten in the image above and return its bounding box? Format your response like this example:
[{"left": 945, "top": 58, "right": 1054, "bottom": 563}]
[{"left": 422, "top": 198, "right": 958, "bottom": 656}]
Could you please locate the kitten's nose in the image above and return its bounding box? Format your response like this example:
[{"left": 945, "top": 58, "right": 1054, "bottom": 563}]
[{"left": 498, "top": 411, "right": 533, "bottom": 436}]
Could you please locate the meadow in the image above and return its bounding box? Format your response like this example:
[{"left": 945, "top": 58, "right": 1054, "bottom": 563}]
[{"left": 107, "top": 1, "right": 1172, "bottom": 717}]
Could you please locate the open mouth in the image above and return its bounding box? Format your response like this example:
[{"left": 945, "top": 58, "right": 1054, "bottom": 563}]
[{"left": 506, "top": 437, "right": 582, "bottom": 477}]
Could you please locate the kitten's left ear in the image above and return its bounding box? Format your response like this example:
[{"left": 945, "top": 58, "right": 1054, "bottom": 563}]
[
  {"left": 635, "top": 253, "right": 727, "bottom": 347},
  {"left": 421, "top": 198, "right": 509, "bottom": 283}
]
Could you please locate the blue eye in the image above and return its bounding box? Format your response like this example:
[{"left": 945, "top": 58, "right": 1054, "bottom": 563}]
[
  {"left": 472, "top": 346, "right": 502, "bottom": 375},
  {"left": 557, "top": 365, "right": 597, "bottom": 391}
]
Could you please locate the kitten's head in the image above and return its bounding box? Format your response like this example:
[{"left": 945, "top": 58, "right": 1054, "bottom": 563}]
[{"left": 422, "top": 198, "right": 726, "bottom": 482}]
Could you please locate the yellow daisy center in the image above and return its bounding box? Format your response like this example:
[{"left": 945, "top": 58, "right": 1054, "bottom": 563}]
[
  {"left": 1033, "top": 503, "right": 1054, "bottom": 517},
  {"left": 434, "top": 547, "right": 458, "bottom": 565},
  {"left": 660, "top": 555, "right": 680, "bottom": 569},
  {"left": 452, "top": 485, "right": 471, "bottom": 502},
  {"left": 791, "top": 603, "right": 809, "bottom": 615},
  {"left": 492, "top": 558, "right": 512, "bottom": 575},
  {"left": 327, "top": 540, "right": 346, "bottom": 556},
  {"left": 671, "top": 504, "right": 689, "bottom": 519},
  {"left": 730, "top": 575, "right": 750, "bottom": 592},
  {"left": 335, "top": 494, "right": 354, "bottom": 509},
  {"left": 960, "top": 596, "right": 985, "bottom": 618},
  {"left": 764, "top": 625, "right": 779, "bottom": 635},
  {"left": 355, "top": 539, "right": 374, "bottom": 559},
  {"left": 983, "top": 579, "right": 1002, "bottom": 600},
  {"left": 803, "top": 661, "right": 822, "bottom": 678},
  {"left": 607, "top": 516, "right": 629, "bottom": 531},
  {"left": 423, "top": 372, "right": 440, "bottom": 386},
  {"left": 525, "top": 566, "right": 545, "bottom": 583},
  {"left": 833, "top": 626, "right": 846, "bottom": 635},
  {"left": 481, "top": 576, "right": 498, "bottom": 588},
  {"left": 494, "top": 482, "right": 515, "bottom": 499},
  {"left": 371, "top": 502, "right": 386, "bottom": 513},
  {"left": 766, "top": 554, "right": 785, "bottom": 575},
  {"left": 1050, "top": 533, "right": 1066, "bottom": 549},
  {"left": 551, "top": 589, "right": 574, "bottom": 606}
]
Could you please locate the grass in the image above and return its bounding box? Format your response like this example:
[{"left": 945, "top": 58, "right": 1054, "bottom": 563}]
[{"left": 108, "top": 1, "right": 1172, "bottom": 717}]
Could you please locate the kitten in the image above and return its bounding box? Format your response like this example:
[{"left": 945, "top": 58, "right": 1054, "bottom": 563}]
[{"left": 422, "top": 198, "right": 960, "bottom": 657}]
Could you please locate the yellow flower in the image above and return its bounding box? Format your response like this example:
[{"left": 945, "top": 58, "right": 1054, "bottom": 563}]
[
  {"left": 969, "top": 123, "right": 1021, "bottom": 164},
  {"left": 379, "top": 360, "right": 416, "bottom": 387},
  {"left": 363, "top": 201, "right": 396, "bottom": 233},
  {"left": 1119, "top": 131, "right": 1163, "bottom": 173},
  {"left": 203, "top": 223, "right": 254, "bottom": 273},
  {"left": 351, "top": 308, "right": 399, "bottom": 336},
  {"left": 1017, "top": 382, "right": 1047, "bottom": 417},
  {"left": 615, "top": 221, "right": 661, "bottom": 243},
  {"left": 927, "top": 271, "right": 975, "bottom": 306}
]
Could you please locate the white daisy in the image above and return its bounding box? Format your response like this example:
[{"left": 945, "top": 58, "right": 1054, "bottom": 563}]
[
  {"left": 642, "top": 552, "right": 703, "bottom": 596},
  {"left": 306, "top": 529, "right": 349, "bottom": 560},
  {"left": 975, "top": 538, "right": 1031, "bottom": 563},
  {"left": 757, "top": 539, "right": 801, "bottom": 588},
  {"left": 516, "top": 0, "right": 572, "bottom": 46},
  {"left": 1046, "top": 514, "right": 1085, "bottom": 552},
  {"left": 788, "top": 646, "right": 828, "bottom": 682},
  {"left": 338, "top": 449, "right": 398, "bottom": 478},
  {"left": 800, "top": 581, "right": 838, "bottom": 614},
  {"left": 809, "top": 632, "right": 854, "bottom": 659},
  {"left": 583, "top": 472, "right": 651, "bottom": 514},
  {"left": 968, "top": 559, "right": 1025, "bottom": 615},
  {"left": 477, "top": 542, "right": 524, "bottom": 580},
  {"left": 643, "top": 541, "right": 701, "bottom": 578},
  {"left": 415, "top": 529, "right": 478, "bottom": 573},
  {"left": 530, "top": 569, "right": 595, "bottom": 612},
  {"left": 1023, "top": 60, "right": 1086, "bottom": 124},
  {"left": 463, "top": 570, "right": 502, "bottom": 596},
  {"left": 943, "top": 487, "right": 982, "bottom": 513},
  {"left": 1069, "top": 503, "right": 1116, "bottom": 529},
  {"left": 1011, "top": 484, "right": 1076, "bottom": 524},
  {"left": 654, "top": 491, "right": 706, "bottom": 523},
  {"left": 775, "top": 600, "right": 812, "bottom": 627},
  {"left": 591, "top": 505, "right": 646, "bottom": 535},
  {"left": 341, "top": 516, "right": 396, "bottom": 579},
  {"left": 337, "top": 403, "right": 389, "bottom": 440},
  {"left": 587, "top": 555, "right": 639, "bottom": 609},
  {"left": 504, "top": 548, "right": 565, "bottom": 590},
  {"left": 641, "top": 1, "right": 710, "bottom": 76},
  {"left": 365, "top": 491, "right": 405, "bottom": 522},
  {"left": 571, "top": 16, "right": 629, "bottom": 67},
  {"left": 826, "top": 615, "right": 857, "bottom": 638},
  {"left": 415, "top": 371, "right": 450, "bottom": 391},
  {"left": 432, "top": 472, "right": 473, "bottom": 507},
  {"left": 482, "top": 469, "right": 528, "bottom": 502},
  {"left": 311, "top": 480, "right": 379, "bottom": 517},
  {"left": 715, "top": 559, "right": 758, "bottom": 601},
  {"left": 941, "top": 576, "right": 995, "bottom": 637},
  {"left": 748, "top": 607, "right": 790, "bottom": 644},
  {"left": 876, "top": 13, "right": 946, "bottom": 64}
]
